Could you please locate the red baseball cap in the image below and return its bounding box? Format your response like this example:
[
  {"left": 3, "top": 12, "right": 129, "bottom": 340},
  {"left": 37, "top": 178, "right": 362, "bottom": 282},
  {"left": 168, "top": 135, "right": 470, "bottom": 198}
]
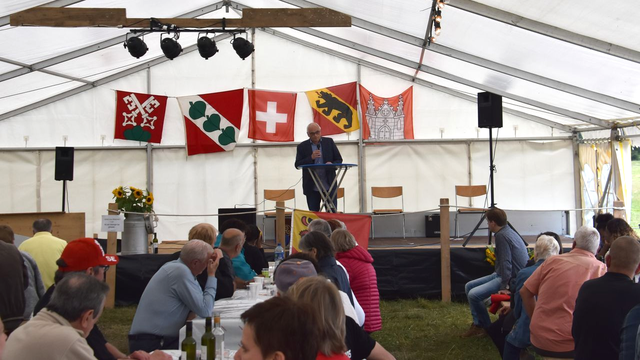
[{"left": 59, "top": 238, "right": 119, "bottom": 272}]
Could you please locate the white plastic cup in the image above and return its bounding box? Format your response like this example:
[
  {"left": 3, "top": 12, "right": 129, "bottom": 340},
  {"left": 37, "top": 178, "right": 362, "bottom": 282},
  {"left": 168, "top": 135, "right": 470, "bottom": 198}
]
[
  {"left": 248, "top": 283, "right": 260, "bottom": 300},
  {"left": 253, "top": 276, "right": 264, "bottom": 289}
]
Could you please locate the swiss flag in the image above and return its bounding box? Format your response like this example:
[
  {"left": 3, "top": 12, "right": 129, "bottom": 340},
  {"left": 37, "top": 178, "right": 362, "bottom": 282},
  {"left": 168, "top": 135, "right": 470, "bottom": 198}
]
[{"left": 248, "top": 90, "right": 296, "bottom": 142}]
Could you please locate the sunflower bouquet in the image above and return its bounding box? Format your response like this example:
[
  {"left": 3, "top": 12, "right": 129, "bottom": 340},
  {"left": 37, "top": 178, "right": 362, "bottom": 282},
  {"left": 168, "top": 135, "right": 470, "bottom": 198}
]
[
  {"left": 111, "top": 186, "right": 154, "bottom": 215},
  {"left": 485, "top": 245, "right": 496, "bottom": 266}
]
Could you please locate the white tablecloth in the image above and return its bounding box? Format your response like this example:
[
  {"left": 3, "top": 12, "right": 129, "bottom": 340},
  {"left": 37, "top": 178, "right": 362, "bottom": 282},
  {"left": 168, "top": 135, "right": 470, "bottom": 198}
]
[{"left": 178, "top": 289, "right": 272, "bottom": 355}]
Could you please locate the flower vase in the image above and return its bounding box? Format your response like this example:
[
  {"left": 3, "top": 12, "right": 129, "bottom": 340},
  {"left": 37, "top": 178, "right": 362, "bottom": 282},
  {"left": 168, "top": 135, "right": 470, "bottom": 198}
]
[{"left": 122, "top": 214, "right": 149, "bottom": 255}]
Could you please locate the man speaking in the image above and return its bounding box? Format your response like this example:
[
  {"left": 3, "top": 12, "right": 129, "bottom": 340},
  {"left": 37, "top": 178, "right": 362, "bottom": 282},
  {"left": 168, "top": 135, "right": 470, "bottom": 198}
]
[{"left": 295, "top": 123, "right": 342, "bottom": 211}]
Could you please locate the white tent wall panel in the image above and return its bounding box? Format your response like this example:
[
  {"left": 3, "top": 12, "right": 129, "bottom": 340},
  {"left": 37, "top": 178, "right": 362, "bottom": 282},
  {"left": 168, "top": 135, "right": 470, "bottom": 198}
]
[
  {"left": 36, "top": 149, "right": 147, "bottom": 237},
  {"left": 0, "top": 151, "right": 39, "bottom": 213},
  {"left": 152, "top": 147, "right": 255, "bottom": 240},
  {"left": 363, "top": 143, "right": 469, "bottom": 213},
  {"left": 469, "top": 140, "right": 577, "bottom": 230}
]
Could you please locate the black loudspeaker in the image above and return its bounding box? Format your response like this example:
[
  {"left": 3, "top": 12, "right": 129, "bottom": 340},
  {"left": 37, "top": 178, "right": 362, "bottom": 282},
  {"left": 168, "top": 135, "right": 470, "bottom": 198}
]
[
  {"left": 477, "top": 92, "right": 503, "bottom": 129},
  {"left": 218, "top": 208, "right": 257, "bottom": 230},
  {"left": 55, "top": 147, "right": 74, "bottom": 181}
]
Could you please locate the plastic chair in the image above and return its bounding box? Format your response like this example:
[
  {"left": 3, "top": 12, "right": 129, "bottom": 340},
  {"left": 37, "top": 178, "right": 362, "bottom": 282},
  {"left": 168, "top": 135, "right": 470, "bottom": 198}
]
[
  {"left": 371, "top": 186, "right": 405, "bottom": 239},
  {"left": 262, "top": 189, "right": 295, "bottom": 236},
  {"left": 454, "top": 185, "right": 487, "bottom": 237}
]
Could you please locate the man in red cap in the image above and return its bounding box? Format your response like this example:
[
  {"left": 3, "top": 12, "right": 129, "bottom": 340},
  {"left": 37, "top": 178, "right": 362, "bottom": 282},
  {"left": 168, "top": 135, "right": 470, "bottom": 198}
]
[{"left": 32, "top": 238, "right": 169, "bottom": 360}]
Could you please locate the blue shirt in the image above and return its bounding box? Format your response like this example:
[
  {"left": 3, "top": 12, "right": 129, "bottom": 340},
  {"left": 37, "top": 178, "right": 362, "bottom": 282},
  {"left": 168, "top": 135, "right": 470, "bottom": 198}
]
[
  {"left": 129, "top": 259, "right": 217, "bottom": 337},
  {"left": 506, "top": 259, "right": 545, "bottom": 348},
  {"left": 232, "top": 248, "right": 257, "bottom": 281},
  {"left": 311, "top": 142, "right": 329, "bottom": 191}
]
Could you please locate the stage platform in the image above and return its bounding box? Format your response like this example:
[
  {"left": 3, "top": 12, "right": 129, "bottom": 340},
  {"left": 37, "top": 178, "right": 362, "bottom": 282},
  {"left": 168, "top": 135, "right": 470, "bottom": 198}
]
[{"left": 111, "top": 235, "right": 575, "bottom": 306}]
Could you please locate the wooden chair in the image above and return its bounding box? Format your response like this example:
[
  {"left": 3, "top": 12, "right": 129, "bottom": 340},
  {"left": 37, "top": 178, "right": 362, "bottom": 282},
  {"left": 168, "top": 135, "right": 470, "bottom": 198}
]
[
  {"left": 337, "top": 188, "right": 345, "bottom": 213},
  {"left": 371, "top": 186, "right": 405, "bottom": 238},
  {"left": 454, "top": 185, "right": 487, "bottom": 237},
  {"left": 262, "top": 189, "right": 296, "bottom": 235}
]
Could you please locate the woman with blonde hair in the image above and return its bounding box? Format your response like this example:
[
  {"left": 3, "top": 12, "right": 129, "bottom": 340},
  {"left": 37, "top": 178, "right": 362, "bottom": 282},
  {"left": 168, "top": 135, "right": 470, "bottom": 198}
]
[
  {"left": 331, "top": 229, "right": 382, "bottom": 333},
  {"left": 289, "top": 277, "right": 395, "bottom": 360}
]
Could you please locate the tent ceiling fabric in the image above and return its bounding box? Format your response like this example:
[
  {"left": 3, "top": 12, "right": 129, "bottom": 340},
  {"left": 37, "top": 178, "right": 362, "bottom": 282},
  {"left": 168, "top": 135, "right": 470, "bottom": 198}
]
[{"left": 0, "top": 0, "right": 639, "bottom": 130}]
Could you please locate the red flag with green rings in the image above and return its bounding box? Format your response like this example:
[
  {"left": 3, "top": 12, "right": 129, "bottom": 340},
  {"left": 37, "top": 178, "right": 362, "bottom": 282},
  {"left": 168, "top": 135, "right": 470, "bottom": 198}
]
[{"left": 177, "top": 89, "right": 244, "bottom": 156}]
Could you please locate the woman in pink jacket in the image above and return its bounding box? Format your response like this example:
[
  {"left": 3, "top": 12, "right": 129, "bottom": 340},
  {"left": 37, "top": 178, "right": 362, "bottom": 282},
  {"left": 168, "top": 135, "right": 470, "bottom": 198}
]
[{"left": 331, "top": 229, "right": 382, "bottom": 333}]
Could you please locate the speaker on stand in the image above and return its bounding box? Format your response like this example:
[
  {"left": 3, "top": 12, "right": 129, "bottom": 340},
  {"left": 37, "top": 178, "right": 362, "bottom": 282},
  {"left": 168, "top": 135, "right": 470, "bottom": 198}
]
[{"left": 55, "top": 147, "right": 74, "bottom": 212}]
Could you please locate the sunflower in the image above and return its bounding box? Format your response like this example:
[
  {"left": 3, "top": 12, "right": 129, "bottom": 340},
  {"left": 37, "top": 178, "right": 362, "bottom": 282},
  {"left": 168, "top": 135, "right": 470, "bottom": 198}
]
[
  {"left": 133, "top": 188, "right": 144, "bottom": 199},
  {"left": 112, "top": 186, "right": 124, "bottom": 198},
  {"left": 145, "top": 193, "right": 154, "bottom": 205}
]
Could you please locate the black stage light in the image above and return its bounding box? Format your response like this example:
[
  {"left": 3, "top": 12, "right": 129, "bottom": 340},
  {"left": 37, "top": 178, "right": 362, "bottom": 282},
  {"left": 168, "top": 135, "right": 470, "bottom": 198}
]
[
  {"left": 197, "top": 36, "right": 219, "bottom": 59},
  {"left": 161, "top": 36, "right": 182, "bottom": 60},
  {"left": 124, "top": 36, "right": 148, "bottom": 58},
  {"left": 232, "top": 37, "right": 254, "bottom": 60}
]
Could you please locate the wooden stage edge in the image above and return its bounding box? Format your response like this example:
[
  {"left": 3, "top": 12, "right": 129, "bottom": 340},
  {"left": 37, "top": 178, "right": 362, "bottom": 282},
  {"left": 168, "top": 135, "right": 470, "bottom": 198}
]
[{"left": 347, "top": 235, "right": 573, "bottom": 250}]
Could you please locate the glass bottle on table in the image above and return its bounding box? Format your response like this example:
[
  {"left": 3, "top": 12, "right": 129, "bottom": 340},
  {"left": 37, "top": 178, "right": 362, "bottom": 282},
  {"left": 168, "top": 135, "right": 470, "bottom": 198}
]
[
  {"left": 152, "top": 232, "right": 158, "bottom": 254},
  {"left": 201, "top": 316, "right": 215, "bottom": 360},
  {"left": 181, "top": 320, "right": 196, "bottom": 360},
  {"left": 213, "top": 312, "right": 225, "bottom": 360}
]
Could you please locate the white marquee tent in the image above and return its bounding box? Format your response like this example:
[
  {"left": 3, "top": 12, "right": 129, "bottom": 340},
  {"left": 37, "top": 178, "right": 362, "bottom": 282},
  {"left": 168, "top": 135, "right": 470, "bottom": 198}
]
[{"left": 0, "top": 0, "right": 637, "bottom": 240}]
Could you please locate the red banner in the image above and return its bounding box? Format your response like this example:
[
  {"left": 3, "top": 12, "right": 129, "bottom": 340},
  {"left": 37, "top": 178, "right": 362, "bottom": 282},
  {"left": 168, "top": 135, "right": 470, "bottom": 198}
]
[
  {"left": 292, "top": 209, "right": 372, "bottom": 252},
  {"left": 114, "top": 91, "right": 168, "bottom": 143},
  {"left": 359, "top": 85, "right": 413, "bottom": 140},
  {"left": 248, "top": 89, "right": 296, "bottom": 142}
]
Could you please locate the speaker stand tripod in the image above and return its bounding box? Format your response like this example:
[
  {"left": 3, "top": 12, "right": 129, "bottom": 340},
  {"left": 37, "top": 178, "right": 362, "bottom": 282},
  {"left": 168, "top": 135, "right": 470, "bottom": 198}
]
[
  {"left": 61, "top": 180, "right": 67, "bottom": 213},
  {"left": 462, "top": 128, "right": 528, "bottom": 247}
]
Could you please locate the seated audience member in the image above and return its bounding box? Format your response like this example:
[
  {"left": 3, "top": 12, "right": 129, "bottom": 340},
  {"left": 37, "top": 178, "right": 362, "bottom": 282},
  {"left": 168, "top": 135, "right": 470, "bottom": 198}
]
[
  {"left": 593, "top": 212, "right": 613, "bottom": 257},
  {"left": 3, "top": 273, "right": 108, "bottom": 360},
  {"left": 218, "top": 228, "right": 248, "bottom": 295},
  {"left": 597, "top": 218, "right": 638, "bottom": 261},
  {"left": 289, "top": 276, "right": 395, "bottom": 360},
  {"left": 502, "top": 235, "right": 560, "bottom": 360},
  {"left": 31, "top": 238, "right": 164, "bottom": 360},
  {"left": 18, "top": 218, "right": 67, "bottom": 289},
  {"left": 488, "top": 231, "right": 563, "bottom": 357},
  {"left": 166, "top": 223, "right": 218, "bottom": 291},
  {"left": 243, "top": 224, "right": 268, "bottom": 275},
  {"left": 572, "top": 236, "right": 640, "bottom": 360},
  {"left": 299, "top": 231, "right": 354, "bottom": 306},
  {"left": 129, "top": 240, "right": 221, "bottom": 352},
  {"left": 462, "top": 208, "right": 529, "bottom": 338},
  {"left": 521, "top": 226, "right": 606, "bottom": 359},
  {"left": 0, "top": 237, "right": 25, "bottom": 335},
  {"left": 331, "top": 229, "right": 382, "bottom": 333},
  {"left": 619, "top": 303, "right": 640, "bottom": 360},
  {"left": 236, "top": 296, "right": 320, "bottom": 360},
  {"left": 215, "top": 220, "right": 258, "bottom": 285},
  {"left": 275, "top": 255, "right": 360, "bottom": 325},
  {"left": 327, "top": 219, "right": 346, "bottom": 233},
  {"left": 0, "top": 224, "right": 45, "bottom": 320},
  {"left": 309, "top": 219, "right": 333, "bottom": 237}
]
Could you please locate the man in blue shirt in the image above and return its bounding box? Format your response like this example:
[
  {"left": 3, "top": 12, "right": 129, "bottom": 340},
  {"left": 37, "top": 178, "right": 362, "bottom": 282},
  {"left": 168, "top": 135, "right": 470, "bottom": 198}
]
[
  {"left": 462, "top": 207, "right": 528, "bottom": 337},
  {"left": 129, "top": 240, "right": 221, "bottom": 352}
]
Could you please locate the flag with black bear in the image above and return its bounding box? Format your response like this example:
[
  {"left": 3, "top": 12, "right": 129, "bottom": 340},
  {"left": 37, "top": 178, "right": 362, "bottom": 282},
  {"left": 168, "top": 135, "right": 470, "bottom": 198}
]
[{"left": 305, "top": 82, "right": 359, "bottom": 135}]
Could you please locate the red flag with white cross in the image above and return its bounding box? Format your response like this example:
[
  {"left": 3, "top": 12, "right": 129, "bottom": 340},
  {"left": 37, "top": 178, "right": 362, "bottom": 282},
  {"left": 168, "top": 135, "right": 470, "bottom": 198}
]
[{"left": 248, "top": 89, "right": 296, "bottom": 142}]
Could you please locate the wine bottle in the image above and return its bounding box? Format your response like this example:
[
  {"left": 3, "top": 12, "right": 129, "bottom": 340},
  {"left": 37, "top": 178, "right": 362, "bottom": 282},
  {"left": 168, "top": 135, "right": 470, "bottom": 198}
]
[
  {"left": 201, "top": 316, "right": 215, "bottom": 360},
  {"left": 181, "top": 320, "right": 196, "bottom": 360},
  {"left": 152, "top": 232, "right": 159, "bottom": 254},
  {"left": 213, "top": 313, "right": 225, "bottom": 360}
]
